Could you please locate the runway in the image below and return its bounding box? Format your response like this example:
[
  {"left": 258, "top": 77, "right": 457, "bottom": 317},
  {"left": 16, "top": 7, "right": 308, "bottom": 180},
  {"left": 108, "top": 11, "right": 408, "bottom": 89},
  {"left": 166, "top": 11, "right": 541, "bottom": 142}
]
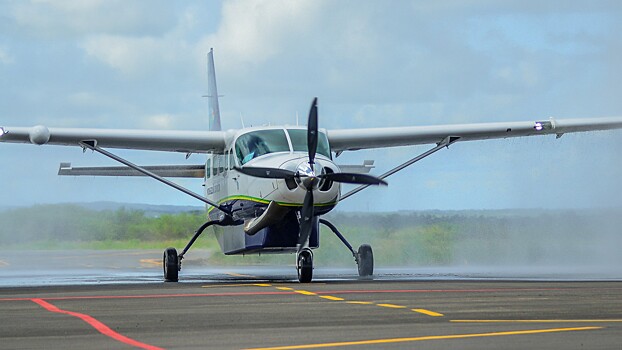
[{"left": 1, "top": 251, "right": 621, "bottom": 349}]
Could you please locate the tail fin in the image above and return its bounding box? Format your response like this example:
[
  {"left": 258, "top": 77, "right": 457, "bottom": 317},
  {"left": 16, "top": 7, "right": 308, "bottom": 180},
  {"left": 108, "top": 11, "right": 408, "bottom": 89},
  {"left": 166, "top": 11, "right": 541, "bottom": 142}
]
[{"left": 207, "top": 48, "right": 222, "bottom": 131}]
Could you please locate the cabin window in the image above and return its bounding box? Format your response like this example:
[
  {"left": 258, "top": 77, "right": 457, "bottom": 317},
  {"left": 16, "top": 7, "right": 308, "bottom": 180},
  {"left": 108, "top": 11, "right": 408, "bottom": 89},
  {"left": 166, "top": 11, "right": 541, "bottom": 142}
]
[
  {"left": 235, "top": 129, "right": 290, "bottom": 165},
  {"left": 229, "top": 151, "right": 235, "bottom": 169},
  {"left": 218, "top": 155, "right": 225, "bottom": 174},
  {"left": 205, "top": 159, "right": 211, "bottom": 179},
  {"left": 287, "top": 129, "right": 331, "bottom": 159},
  {"left": 223, "top": 151, "right": 229, "bottom": 174}
]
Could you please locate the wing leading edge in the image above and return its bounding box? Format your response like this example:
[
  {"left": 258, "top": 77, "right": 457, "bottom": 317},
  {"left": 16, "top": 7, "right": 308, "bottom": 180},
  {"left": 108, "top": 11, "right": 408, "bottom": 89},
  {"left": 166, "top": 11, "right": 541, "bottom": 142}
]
[
  {"left": 0, "top": 126, "right": 227, "bottom": 153},
  {"left": 327, "top": 117, "right": 622, "bottom": 152}
]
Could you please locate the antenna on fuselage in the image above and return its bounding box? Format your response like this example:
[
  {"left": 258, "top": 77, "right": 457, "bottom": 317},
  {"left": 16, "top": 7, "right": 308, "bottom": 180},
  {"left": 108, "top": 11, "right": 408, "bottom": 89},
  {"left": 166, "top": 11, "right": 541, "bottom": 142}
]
[
  {"left": 240, "top": 112, "right": 245, "bottom": 128},
  {"left": 296, "top": 111, "right": 299, "bottom": 126}
]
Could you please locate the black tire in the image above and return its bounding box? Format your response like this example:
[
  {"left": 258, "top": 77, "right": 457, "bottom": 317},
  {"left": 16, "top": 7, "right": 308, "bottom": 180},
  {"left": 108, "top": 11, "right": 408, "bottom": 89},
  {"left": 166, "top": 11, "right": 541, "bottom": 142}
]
[
  {"left": 163, "top": 247, "right": 179, "bottom": 282},
  {"left": 357, "top": 244, "right": 373, "bottom": 277},
  {"left": 297, "top": 249, "right": 313, "bottom": 283}
]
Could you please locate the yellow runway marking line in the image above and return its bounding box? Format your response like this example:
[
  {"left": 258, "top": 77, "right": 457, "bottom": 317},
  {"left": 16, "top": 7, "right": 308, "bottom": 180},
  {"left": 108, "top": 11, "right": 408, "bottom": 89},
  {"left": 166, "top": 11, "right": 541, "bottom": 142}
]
[
  {"left": 294, "top": 290, "right": 317, "bottom": 296},
  {"left": 53, "top": 251, "right": 153, "bottom": 260},
  {"left": 345, "top": 301, "right": 374, "bottom": 305},
  {"left": 225, "top": 272, "right": 257, "bottom": 278},
  {"left": 319, "top": 296, "right": 344, "bottom": 301},
  {"left": 452, "top": 319, "right": 622, "bottom": 323},
  {"left": 276, "top": 287, "right": 294, "bottom": 291},
  {"left": 244, "top": 326, "right": 602, "bottom": 350},
  {"left": 254, "top": 283, "right": 272, "bottom": 287},
  {"left": 202, "top": 284, "right": 272, "bottom": 288},
  {"left": 139, "top": 258, "right": 162, "bottom": 267},
  {"left": 376, "top": 303, "right": 407, "bottom": 309},
  {"left": 412, "top": 309, "right": 444, "bottom": 317}
]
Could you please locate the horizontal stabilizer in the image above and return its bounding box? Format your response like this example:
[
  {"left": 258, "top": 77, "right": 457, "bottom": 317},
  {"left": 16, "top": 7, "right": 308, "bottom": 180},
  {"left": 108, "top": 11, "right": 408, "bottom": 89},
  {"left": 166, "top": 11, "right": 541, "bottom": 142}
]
[
  {"left": 337, "top": 160, "right": 374, "bottom": 174},
  {"left": 58, "top": 163, "right": 205, "bottom": 178}
]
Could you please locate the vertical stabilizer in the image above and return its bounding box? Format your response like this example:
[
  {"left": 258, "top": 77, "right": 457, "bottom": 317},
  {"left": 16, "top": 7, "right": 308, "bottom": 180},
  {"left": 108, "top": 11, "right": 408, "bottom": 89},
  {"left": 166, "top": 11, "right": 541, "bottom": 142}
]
[{"left": 207, "top": 48, "right": 222, "bottom": 131}]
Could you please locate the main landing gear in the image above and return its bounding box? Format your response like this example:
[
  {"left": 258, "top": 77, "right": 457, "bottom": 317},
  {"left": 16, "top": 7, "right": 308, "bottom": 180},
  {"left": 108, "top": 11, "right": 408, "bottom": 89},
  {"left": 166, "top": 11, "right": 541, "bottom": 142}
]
[
  {"left": 163, "top": 247, "right": 179, "bottom": 282},
  {"left": 163, "top": 216, "right": 242, "bottom": 282}
]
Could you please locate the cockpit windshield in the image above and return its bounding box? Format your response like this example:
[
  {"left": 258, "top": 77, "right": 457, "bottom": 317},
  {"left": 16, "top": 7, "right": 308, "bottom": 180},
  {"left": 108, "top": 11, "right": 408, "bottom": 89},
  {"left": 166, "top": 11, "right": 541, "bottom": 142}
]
[
  {"left": 287, "top": 129, "right": 331, "bottom": 158},
  {"left": 235, "top": 128, "right": 332, "bottom": 165},
  {"left": 235, "top": 129, "right": 290, "bottom": 165}
]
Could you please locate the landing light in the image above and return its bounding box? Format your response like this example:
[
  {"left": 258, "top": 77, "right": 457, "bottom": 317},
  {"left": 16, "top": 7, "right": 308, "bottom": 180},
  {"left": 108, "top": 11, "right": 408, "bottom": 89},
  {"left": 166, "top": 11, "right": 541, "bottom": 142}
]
[{"left": 534, "top": 122, "right": 543, "bottom": 131}]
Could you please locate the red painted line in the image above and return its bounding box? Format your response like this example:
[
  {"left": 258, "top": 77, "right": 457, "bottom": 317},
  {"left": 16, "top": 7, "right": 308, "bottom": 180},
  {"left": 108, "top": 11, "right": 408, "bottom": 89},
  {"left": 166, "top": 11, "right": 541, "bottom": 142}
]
[
  {"left": 0, "top": 291, "right": 295, "bottom": 302},
  {"left": 0, "top": 286, "right": 612, "bottom": 303},
  {"left": 31, "top": 298, "right": 164, "bottom": 350}
]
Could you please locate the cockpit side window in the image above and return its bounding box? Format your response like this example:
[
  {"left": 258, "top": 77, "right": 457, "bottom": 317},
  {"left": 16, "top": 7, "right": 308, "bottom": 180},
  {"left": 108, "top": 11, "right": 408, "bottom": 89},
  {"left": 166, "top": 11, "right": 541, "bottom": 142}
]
[
  {"left": 287, "top": 129, "right": 331, "bottom": 159},
  {"left": 235, "top": 129, "right": 290, "bottom": 165}
]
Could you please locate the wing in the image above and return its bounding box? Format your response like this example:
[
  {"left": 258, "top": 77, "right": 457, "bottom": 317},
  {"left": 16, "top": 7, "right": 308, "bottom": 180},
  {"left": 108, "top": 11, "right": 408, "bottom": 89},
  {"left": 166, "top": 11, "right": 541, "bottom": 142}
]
[
  {"left": 0, "top": 126, "right": 227, "bottom": 153},
  {"left": 326, "top": 117, "right": 622, "bottom": 152}
]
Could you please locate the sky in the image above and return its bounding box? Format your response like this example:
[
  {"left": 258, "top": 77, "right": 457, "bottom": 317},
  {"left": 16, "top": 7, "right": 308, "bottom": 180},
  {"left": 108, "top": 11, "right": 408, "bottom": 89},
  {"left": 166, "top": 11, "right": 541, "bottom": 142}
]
[{"left": 1, "top": 0, "right": 622, "bottom": 212}]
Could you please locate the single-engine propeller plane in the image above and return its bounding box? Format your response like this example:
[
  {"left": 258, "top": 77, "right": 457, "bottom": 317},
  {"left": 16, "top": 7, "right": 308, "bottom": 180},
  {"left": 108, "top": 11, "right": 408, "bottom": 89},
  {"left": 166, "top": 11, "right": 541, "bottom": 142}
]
[{"left": 2, "top": 49, "right": 622, "bottom": 282}]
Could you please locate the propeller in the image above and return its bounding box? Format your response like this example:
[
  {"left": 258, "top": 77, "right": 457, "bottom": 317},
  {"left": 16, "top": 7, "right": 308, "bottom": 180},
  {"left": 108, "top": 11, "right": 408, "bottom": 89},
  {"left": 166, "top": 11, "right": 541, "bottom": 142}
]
[
  {"left": 235, "top": 166, "right": 296, "bottom": 179},
  {"left": 308, "top": 97, "right": 318, "bottom": 166},
  {"left": 237, "top": 98, "right": 387, "bottom": 252}
]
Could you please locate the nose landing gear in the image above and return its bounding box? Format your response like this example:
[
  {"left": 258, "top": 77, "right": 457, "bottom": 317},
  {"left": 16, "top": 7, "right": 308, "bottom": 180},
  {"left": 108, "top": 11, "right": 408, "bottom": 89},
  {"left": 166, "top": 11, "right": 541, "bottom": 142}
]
[{"left": 297, "top": 248, "right": 313, "bottom": 283}]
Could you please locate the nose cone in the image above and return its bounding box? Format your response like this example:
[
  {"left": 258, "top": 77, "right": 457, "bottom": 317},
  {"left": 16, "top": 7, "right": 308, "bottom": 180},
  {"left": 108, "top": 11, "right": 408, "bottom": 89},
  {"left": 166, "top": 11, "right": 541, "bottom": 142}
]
[
  {"left": 296, "top": 161, "right": 323, "bottom": 190},
  {"left": 275, "top": 157, "right": 341, "bottom": 207}
]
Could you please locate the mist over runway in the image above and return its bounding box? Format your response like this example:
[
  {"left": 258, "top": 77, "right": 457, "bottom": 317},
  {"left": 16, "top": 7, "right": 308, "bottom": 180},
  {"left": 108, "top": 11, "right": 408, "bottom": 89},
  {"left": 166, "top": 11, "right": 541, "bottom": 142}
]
[{"left": 1, "top": 249, "right": 621, "bottom": 288}]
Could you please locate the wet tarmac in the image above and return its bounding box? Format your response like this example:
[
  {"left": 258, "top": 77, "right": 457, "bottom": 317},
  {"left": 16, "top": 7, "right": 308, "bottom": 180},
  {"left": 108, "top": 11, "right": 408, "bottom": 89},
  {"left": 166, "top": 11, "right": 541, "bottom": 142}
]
[{"left": 0, "top": 250, "right": 621, "bottom": 349}]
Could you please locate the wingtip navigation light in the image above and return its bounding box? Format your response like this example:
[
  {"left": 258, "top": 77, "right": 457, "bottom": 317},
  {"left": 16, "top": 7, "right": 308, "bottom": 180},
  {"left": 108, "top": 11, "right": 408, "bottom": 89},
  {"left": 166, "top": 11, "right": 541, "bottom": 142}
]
[{"left": 534, "top": 121, "right": 553, "bottom": 132}]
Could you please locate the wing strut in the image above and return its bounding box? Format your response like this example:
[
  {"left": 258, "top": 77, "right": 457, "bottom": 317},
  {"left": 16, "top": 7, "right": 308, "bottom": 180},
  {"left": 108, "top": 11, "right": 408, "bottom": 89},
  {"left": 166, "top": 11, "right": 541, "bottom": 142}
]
[
  {"left": 340, "top": 136, "right": 461, "bottom": 201},
  {"left": 78, "top": 140, "right": 233, "bottom": 216}
]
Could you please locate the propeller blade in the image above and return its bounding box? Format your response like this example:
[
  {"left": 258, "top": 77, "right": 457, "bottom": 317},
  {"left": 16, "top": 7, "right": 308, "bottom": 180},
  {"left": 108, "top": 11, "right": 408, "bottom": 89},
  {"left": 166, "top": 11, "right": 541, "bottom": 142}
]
[
  {"left": 297, "top": 189, "right": 314, "bottom": 251},
  {"left": 235, "top": 166, "right": 296, "bottom": 179},
  {"left": 307, "top": 97, "right": 318, "bottom": 165},
  {"left": 320, "top": 172, "right": 388, "bottom": 186}
]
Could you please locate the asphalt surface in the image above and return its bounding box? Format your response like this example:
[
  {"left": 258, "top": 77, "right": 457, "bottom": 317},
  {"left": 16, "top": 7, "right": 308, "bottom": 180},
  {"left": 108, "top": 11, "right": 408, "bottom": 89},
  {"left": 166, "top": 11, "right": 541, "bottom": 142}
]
[{"left": 0, "top": 250, "right": 621, "bottom": 349}]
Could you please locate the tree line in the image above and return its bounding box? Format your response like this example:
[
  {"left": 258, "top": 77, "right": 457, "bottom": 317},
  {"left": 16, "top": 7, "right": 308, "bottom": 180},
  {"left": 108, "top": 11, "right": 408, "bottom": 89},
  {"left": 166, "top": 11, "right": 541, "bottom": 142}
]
[{"left": 1, "top": 204, "right": 620, "bottom": 267}]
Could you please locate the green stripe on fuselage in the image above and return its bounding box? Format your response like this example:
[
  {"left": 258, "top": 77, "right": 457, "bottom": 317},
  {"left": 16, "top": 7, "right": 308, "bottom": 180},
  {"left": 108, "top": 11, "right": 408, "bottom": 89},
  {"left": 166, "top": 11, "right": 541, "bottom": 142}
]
[{"left": 207, "top": 195, "right": 337, "bottom": 214}]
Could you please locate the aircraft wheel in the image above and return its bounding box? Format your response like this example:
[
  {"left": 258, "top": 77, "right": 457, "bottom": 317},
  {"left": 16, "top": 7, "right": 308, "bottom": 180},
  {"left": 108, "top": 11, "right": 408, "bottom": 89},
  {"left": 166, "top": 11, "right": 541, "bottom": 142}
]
[
  {"left": 163, "top": 247, "right": 179, "bottom": 282},
  {"left": 357, "top": 244, "right": 374, "bottom": 277},
  {"left": 297, "top": 249, "right": 313, "bottom": 283}
]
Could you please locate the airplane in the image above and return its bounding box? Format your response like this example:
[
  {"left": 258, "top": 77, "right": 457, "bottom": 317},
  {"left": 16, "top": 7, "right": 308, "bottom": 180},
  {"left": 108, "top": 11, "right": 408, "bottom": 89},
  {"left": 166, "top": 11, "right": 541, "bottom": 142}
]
[{"left": 2, "top": 49, "right": 622, "bottom": 283}]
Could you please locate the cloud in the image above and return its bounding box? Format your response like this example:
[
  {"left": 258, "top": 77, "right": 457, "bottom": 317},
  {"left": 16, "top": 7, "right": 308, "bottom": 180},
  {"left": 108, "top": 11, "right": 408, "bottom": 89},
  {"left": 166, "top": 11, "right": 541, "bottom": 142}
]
[
  {"left": 9, "top": 0, "right": 176, "bottom": 38},
  {"left": 142, "top": 114, "right": 175, "bottom": 129},
  {"left": 0, "top": 47, "right": 13, "bottom": 64},
  {"left": 80, "top": 35, "right": 184, "bottom": 76},
  {"left": 200, "top": 0, "right": 323, "bottom": 70}
]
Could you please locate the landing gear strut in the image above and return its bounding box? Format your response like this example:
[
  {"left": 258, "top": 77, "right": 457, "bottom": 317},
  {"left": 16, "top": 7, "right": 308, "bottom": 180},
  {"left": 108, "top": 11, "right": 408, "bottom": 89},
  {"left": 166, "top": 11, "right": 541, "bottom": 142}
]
[
  {"left": 319, "top": 219, "right": 374, "bottom": 278},
  {"left": 297, "top": 248, "right": 313, "bottom": 283}
]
